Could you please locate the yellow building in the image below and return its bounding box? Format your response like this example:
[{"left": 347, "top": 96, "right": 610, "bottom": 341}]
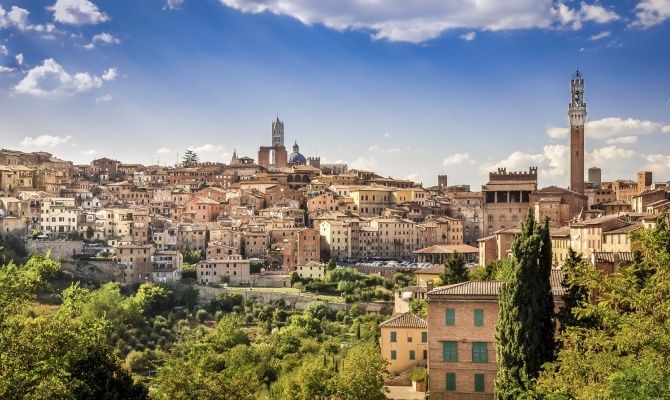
[
  {"left": 349, "top": 186, "right": 395, "bottom": 217},
  {"left": 380, "top": 312, "right": 428, "bottom": 375}
]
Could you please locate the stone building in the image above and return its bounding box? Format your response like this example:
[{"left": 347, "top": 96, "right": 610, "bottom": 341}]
[
  {"left": 445, "top": 191, "right": 483, "bottom": 246},
  {"left": 197, "top": 255, "right": 251, "bottom": 285},
  {"left": 529, "top": 186, "right": 586, "bottom": 227},
  {"left": 482, "top": 167, "right": 537, "bottom": 236}
]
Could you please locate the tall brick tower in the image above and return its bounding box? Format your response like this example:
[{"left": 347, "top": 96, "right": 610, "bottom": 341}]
[{"left": 569, "top": 70, "right": 586, "bottom": 194}]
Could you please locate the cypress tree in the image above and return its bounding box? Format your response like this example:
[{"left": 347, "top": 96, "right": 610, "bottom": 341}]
[{"left": 495, "top": 210, "right": 556, "bottom": 399}]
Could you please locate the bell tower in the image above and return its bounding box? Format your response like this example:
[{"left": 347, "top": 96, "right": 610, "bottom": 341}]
[{"left": 569, "top": 70, "right": 586, "bottom": 194}]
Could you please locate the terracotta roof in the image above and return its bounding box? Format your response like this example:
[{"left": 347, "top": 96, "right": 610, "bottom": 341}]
[
  {"left": 380, "top": 312, "right": 427, "bottom": 329},
  {"left": 428, "top": 269, "right": 565, "bottom": 297},
  {"left": 396, "top": 285, "right": 427, "bottom": 294},
  {"left": 414, "top": 244, "right": 479, "bottom": 254},
  {"left": 603, "top": 224, "right": 641, "bottom": 235},
  {"left": 416, "top": 264, "right": 444, "bottom": 274}
]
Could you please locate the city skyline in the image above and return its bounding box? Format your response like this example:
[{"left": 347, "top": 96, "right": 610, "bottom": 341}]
[{"left": 1, "top": 0, "right": 670, "bottom": 187}]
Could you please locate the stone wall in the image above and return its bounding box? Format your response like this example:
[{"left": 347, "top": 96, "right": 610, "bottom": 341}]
[
  {"left": 26, "top": 240, "right": 84, "bottom": 260},
  {"left": 60, "top": 260, "right": 124, "bottom": 283}
]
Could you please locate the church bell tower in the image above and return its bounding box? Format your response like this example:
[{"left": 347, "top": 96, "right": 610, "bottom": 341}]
[{"left": 569, "top": 70, "right": 586, "bottom": 194}]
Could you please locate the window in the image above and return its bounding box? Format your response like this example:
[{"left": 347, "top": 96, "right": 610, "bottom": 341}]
[
  {"left": 442, "top": 341, "right": 458, "bottom": 362},
  {"left": 390, "top": 331, "right": 397, "bottom": 342},
  {"left": 474, "top": 374, "right": 485, "bottom": 393},
  {"left": 409, "top": 350, "right": 415, "bottom": 360},
  {"left": 391, "top": 350, "right": 397, "bottom": 360},
  {"left": 446, "top": 373, "right": 456, "bottom": 391},
  {"left": 445, "top": 308, "right": 455, "bottom": 326},
  {"left": 408, "top": 336, "right": 413, "bottom": 343},
  {"left": 474, "top": 309, "right": 484, "bottom": 327},
  {"left": 421, "top": 332, "right": 428, "bottom": 343},
  {"left": 472, "top": 342, "right": 488, "bottom": 363}
]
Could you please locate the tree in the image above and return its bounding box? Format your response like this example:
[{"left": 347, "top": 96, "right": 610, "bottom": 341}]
[
  {"left": 495, "top": 211, "right": 555, "bottom": 399},
  {"left": 181, "top": 149, "right": 199, "bottom": 167},
  {"left": 440, "top": 253, "right": 469, "bottom": 285},
  {"left": 86, "top": 225, "right": 95, "bottom": 240},
  {"left": 556, "top": 248, "right": 593, "bottom": 331},
  {"left": 333, "top": 342, "right": 387, "bottom": 400},
  {"left": 409, "top": 298, "right": 427, "bottom": 318},
  {"left": 326, "top": 258, "right": 337, "bottom": 271},
  {"left": 536, "top": 213, "right": 670, "bottom": 399}
]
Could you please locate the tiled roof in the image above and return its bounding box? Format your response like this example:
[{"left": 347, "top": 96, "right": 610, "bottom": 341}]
[
  {"left": 592, "top": 251, "right": 635, "bottom": 263},
  {"left": 603, "top": 224, "right": 640, "bottom": 235},
  {"left": 396, "top": 285, "right": 427, "bottom": 293},
  {"left": 380, "top": 312, "right": 427, "bottom": 329},
  {"left": 416, "top": 264, "right": 444, "bottom": 274},
  {"left": 428, "top": 281, "right": 502, "bottom": 296}
]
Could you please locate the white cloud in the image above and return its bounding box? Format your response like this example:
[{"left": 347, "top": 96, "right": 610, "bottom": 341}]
[
  {"left": 589, "top": 30, "right": 611, "bottom": 40},
  {"left": 14, "top": 58, "right": 116, "bottom": 97},
  {"left": 15, "top": 53, "right": 23, "bottom": 65},
  {"left": 157, "top": 147, "right": 173, "bottom": 154},
  {"left": 588, "top": 145, "right": 635, "bottom": 166},
  {"left": 481, "top": 144, "right": 569, "bottom": 180},
  {"left": 443, "top": 152, "right": 474, "bottom": 166},
  {"left": 218, "top": 0, "right": 618, "bottom": 43},
  {"left": 0, "top": 44, "right": 7, "bottom": 55},
  {"left": 383, "top": 132, "right": 390, "bottom": 138},
  {"left": 81, "top": 148, "right": 96, "bottom": 155},
  {"left": 349, "top": 156, "right": 378, "bottom": 171},
  {"left": 631, "top": 0, "right": 670, "bottom": 28},
  {"left": 48, "top": 0, "right": 109, "bottom": 25},
  {"left": 547, "top": 117, "right": 670, "bottom": 140},
  {"left": 606, "top": 135, "right": 638, "bottom": 145},
  {"left": 95, "top": 94, "right": 112, "bottom": 103},
  {"left": 84, "top": 32, "right": 121, "bottom": 49},
  {"left": 460, "top": 31, "right": 476, "bottom": 41},
  {"left": 102, "top": 67, "right": 117, "bottom": 81},
  {"left": 164, "top": 0, "right": 185, "bottom": 10},
  {"left": 20, "top": 134, "right": 73, "bottom": 148},
  {"left": 0, "top": 5, "right": 57, "bottom": 32},
  {"left": 188, "top": 144, "right": 224, "bottom": 153},
  {"left": 0, "top": 66, "right": 15, "bottom": 73},
  {"left": 646, "top": 153, "right": 670, "bottom": 172}
]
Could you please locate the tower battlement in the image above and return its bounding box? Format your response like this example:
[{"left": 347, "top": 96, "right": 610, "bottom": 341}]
[{"left": 488, "top": 167, "right": 538, "bottom": 181}]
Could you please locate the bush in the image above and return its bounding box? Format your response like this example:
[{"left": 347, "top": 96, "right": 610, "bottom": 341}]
[
  {"left": 196, "top": 309, "right": 209, "bottom": 323},
  {"left": 410, "top": 366, "right": 427, "bottom": 382}
]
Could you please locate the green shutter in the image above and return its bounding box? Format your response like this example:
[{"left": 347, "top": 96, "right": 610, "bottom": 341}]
[
  {"left": 391, "top": 350, "right": 397, "bottom": 360},
  {"left": 474, "top": 374, "right": 485, "bottom": 392},
  {"left": 474, "top": 309, "right": 484, "bottom": 327},
  {"left": 421, "top": 331, "right": 428, "bottom": 343},
  {"left": 443, "top": 341, "right": 458, "bottom": 362},
  {"left": 472, "top": 342, "right": 488, "bottom": 363},
  {"left": 390, "top": 331, "right": 397, "bottom": 342},
  {"left": 446, "top": 373, "right": 456, "bottom": 391},
  {"left": 445, "top": 308, "right": 455, "bottom": 326},
  {"left": 409, "top": 350, "right": 415, "bottom": 360}
]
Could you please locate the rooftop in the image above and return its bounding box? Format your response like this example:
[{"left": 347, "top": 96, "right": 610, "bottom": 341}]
[{"left": 379, "top": 312, "right": 427, "bottom": 329}]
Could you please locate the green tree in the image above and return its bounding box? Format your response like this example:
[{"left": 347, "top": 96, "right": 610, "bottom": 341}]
[
  {"left": 536, "top": 213, "right": 670, "bottom": 399},
  {"left": 181, "top": 149, "right": 199, "bottom": 167},
  {"left": 326, "top": 258, "right": 337, "bottom": 271},
  {"left": 440, "top": 253, "right": 469, "bottom": 285},
  {"left": 86, "top": 225, "right": 95, "bottom": 239},
  {"left": 556, "top": 248, "right": 594, "bottom": 331},
  {"left": 409, "top": 298, "right": 427, "bottom": 318},
  {"left": 333, "top": 342, "right": 387, "bottom": 400},
  {"left": 495, "top": 211, "right": 555, "bottom": 399}
]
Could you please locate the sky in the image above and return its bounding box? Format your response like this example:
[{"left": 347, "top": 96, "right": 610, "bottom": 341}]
[{"left": 1, "top": 0, "right": 669, "bottom": 188}]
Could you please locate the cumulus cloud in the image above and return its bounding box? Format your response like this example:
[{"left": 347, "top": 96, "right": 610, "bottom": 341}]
[
  {"left": 631, "top": 0, "right": 670, "bottom": 28},
  {"left": 157, "top": 147, "right": 173, "bottom": 154},
  {"left": 0, "top": 44, "right": 6, "bottom": 55},
  {"left": 13, "top": 58, "right": 117, "bottom": 96},
  {"left": 48, "top": 0, "right": 109, "bottom": 25},
  {"left": 81, "top": 148, "right": 96, "bottom": 155},
  {"left": 547, "top": 117, "right": 670, "bottom": 140},
  {"left": 84, "top": 32, "right": 121, "bottom": 49},
  {"left": 349, "top": 156, "right": 378, "bottom": 171},
  {"left": 95, "top": 94, "right": 112, "bottom": 103},
  {"left": 102, "top": 67, "right": 117, "bottom": 81},
  {"left": 218, "top": 0, "right": 618, "bottom": 43},
  {"left": 646, "top": 153, "right": 670, "bottom": 172},
  {"left": 589, "top": 30, "right": 611, "bottom": 40},
  {"left": 587, "top": 145, "right": 636, "bottom": 166},
  {"left": 443, "top": 153, "right": 474, "bottom": 166},
  {"left": 481, "top": 145, "right": 569, "bottom": 180},
  {"left": 15, "top": 53, "right": 23, "bottom": 65},
  {"left": 20, "top": 134, "right": 73, "bottom": 148},
  {"left": 0, "top": 66, "right": 15, "bottom": 73},
  {"left": 460, "top": 32, "right": 476, "bottom": 41},
  {"left": 164, "top": 0, "right": 185, "bottom": 10},
  {"left": 188, "top": 144, "right": 224, "bottom": 153},
  {"left": 606, "top": 135, "right": 638, "bottom": 145}
]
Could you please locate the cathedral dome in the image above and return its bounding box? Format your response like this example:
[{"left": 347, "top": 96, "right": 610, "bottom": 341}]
[{"left": 288, "top": 141, "right": 306, "bottom": 165}]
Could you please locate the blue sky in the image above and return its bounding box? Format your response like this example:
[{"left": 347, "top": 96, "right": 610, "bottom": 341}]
[{"left": 1, "top": 0, "right": 669, "bottom": 188}]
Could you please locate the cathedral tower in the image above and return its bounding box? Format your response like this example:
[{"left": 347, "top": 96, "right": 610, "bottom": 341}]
[
  {"left": 272, "top": 117, "right": 284, "bottom": 148},
  {"left": 569, "top": 70, "right": 586, "bottom": 194}
]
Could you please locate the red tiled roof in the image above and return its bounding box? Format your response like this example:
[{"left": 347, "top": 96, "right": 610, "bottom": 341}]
[{"left": 380, "top": 312, "right": 427, "bottom": 329}]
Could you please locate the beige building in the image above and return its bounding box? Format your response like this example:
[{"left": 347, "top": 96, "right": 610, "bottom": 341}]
[
  {"left": 349, "top": 186, "right": 395, "bottom": 217},
  {"left": 296, "top": 262, "right": 326, "bottom": 279},
  {"left": 197, "top": 255, "right": 251, "bottom": 285},
  {"left": 369, "top": 217, "right": 417, "bottom": 259},
  {"left": 151, "top": 250, "right": 183, "bottom": 282},
  {"left": 380, "top": 312, "right": 428, "bottom": 375},
  {"left": 530, "top": 186, "right": 586, "bottom": 227},
  {"left": 482, "top": 168, "right": 537, "bottom": 236},
  {"left": 114, "top": 243, "right": 154, "bottom": 284},
  {"left": 39, "top": 197, "right": 77, "bottom": 237},
  {"left": 244, "top": 230, "right": 269, "bottom": 258}
]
